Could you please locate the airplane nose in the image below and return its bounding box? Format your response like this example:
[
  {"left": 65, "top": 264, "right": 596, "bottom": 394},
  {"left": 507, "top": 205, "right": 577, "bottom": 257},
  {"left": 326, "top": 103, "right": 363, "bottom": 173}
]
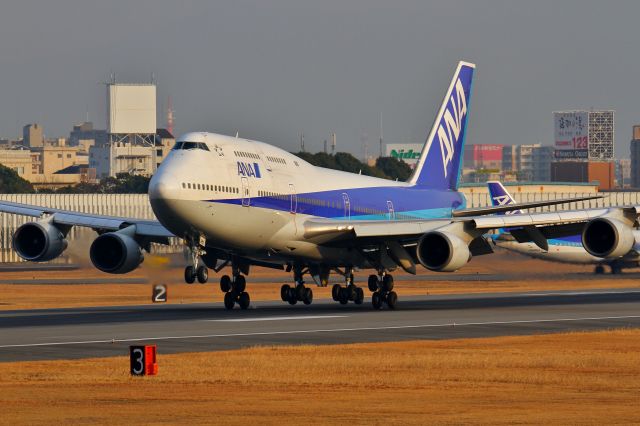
[{"left": 149, "top": 171, "right": 178, "bottom": 200}]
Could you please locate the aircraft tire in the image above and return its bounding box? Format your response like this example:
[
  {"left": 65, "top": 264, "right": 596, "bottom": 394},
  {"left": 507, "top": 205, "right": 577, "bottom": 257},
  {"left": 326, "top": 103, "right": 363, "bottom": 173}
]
[
  {"left": 332, "top": 284, "right": 341, "bottom": 301},
  {"left": 238, "top": 292, "right": 251, "bottom": 309},
  {"left": 371, "top": 292, "right": 382, "bottom": 309},
  {"left": 594, "top": 265, "right": 605, "bottom": 274},
  {"left": 386, "top": 291, "right": 398, "bottom": 309},
  {"left": 303, "top": 287, "right": 313, "bottom": 305},
  {"left": 338, "top": 287, "right": 349, "bottom": 305},
  {"left": 184, "top": 266, "right": 196, "bottom": 284},
  {"left": 354, "top": 287, "right": 364, "bottom": 305},
  {"left": 367, "top": 275, "right": 379, "bottom": 292},
  {"left": 382, "top": 275, "right": 394, "bottom": 292},
  {"left": 281, "top": 284, "right": 291, "bottom": 301},
  {"left": 224, "top": 291, "right": 236, "bottom": 309},
  {"left": 296, "top": 285, "right": 306, "bottom": 301},
  {"left": 220, "top": 275, "right": 232, "bottom": 292},
  {"left": 196, "top": 266, "right": 208, "bottom": 284},
  {"left": 234, "top": 275, "right": 247, "bottom": 293}
]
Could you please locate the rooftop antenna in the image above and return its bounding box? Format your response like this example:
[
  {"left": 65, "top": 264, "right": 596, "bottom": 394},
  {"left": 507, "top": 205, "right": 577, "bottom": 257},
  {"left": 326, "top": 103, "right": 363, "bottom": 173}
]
[
  {"left": 379, "top": 112, "right": 383, "bottom": 158},
  {"left": 166, "top": 96, "right": 175, "bottom": 135}
]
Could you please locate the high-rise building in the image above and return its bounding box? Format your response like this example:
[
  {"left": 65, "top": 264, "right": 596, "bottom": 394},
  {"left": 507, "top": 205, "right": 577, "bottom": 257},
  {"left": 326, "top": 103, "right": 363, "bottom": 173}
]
[
  {"left": 630, "top": 125, "right": 640, "bottom": 188},
  {"left": 23, "top": 123, "right": 43, "bottom": 148},
  {"left": 463, "top": 144, "right": 503, "bottom": 170}
]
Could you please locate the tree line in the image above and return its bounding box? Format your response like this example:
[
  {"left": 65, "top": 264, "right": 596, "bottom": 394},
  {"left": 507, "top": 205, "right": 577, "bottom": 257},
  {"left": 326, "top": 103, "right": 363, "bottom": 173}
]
[{"left": 0, "top": 152, "right": 412, "bottom": 194}]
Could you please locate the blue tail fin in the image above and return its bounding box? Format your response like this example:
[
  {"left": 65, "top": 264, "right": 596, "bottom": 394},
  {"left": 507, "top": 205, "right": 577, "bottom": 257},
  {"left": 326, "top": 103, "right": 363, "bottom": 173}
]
[
  {"left": 408, "top": 61, "right": 475, "bottom": 190},
  {"left": 487, "top": 181, "right": 523, "bottom": 215}
]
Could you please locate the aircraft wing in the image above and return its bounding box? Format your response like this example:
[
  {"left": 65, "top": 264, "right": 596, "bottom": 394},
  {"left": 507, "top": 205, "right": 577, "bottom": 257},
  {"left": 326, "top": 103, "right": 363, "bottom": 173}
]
[
  {"left": 0, "top": 200, "right": 174, "bottom": 242},
  {"left": 302, "top": 205, "right": 640, "bottom": 268}
]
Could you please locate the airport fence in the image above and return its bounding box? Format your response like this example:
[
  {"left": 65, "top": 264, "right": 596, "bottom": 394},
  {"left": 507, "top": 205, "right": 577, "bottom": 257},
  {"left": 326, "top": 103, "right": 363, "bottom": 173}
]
[
  {"left": 1, "top": 191, "right": 640, "bottom": 263},
  {"left": 0, "top": 194, "right": 182, "bottom": 263}
]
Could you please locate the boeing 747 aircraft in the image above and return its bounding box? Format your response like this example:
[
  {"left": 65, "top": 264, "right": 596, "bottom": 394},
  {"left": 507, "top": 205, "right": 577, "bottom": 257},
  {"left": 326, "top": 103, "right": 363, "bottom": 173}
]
[
  {"left": 0, "top": 61, "right": 628, "bottom": 310},
  {"left": 487, "top": 181, "right": 640, "bottom": 274}
]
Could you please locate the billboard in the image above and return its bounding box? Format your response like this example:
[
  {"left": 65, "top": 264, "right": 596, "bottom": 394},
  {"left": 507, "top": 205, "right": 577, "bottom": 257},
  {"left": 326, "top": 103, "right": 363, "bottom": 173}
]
[
  {"left": 554, "top": 111, "right": 588, "bottom": 159},
  {"left": 108, "top": 84, "right": 156, "bottom": 134},
  {"left": 386, "top": 144, "right": 422, "bottom": 166}
]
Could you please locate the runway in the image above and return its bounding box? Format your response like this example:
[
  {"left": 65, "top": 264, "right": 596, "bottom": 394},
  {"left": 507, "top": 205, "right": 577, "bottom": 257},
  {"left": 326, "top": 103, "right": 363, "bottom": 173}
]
[{"left": 1, "top": 287, "right": 640, "bottom": 362}]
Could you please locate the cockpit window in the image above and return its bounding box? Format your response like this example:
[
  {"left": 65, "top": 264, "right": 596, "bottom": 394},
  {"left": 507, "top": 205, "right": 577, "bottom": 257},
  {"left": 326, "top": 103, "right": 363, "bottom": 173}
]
[{"left": 172, "top": 142, "right": 210, "bottom": 151}]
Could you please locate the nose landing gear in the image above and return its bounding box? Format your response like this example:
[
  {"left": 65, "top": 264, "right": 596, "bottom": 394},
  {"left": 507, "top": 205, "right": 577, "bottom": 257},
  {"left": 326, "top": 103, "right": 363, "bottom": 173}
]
[{"left": 184, "top": 242, "right": 209, "bottom": 284}]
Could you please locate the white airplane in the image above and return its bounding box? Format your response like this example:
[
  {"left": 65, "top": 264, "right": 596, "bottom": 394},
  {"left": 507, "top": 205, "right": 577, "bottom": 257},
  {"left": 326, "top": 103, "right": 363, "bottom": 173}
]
[
  {"left": 487, "top": 181, "right": 640, "bottom": 274},
  {"left": 0, "top": 61, "right": 624, "bottom": 311}
]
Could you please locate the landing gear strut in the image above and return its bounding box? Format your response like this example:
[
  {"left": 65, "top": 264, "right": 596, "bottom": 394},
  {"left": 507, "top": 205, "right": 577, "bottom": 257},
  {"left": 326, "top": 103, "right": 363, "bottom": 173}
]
[
  {"left": 331, "top": 267, "right": 365, "bottom": 305},
  {"left": 280, "top": 265, "right": 314, "bottom": 305},
  {"left": 368, "top": 272, "right": 397, "bottom": 309},
  {"left": 219, "top": 263, "right": 251, "bottom": 310},
  {"left": 184, "top": 239, "right": 208, "bottom": 284}
]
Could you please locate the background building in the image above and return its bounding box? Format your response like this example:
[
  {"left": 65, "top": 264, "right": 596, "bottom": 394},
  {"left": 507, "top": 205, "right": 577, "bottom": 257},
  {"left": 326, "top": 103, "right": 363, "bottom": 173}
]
[
  {"left": 631, "top": 125, "right": 640, "bottom": 188},
  {"left": 22, "top": 123, "right": 43, "bottom": 148},
  {"left": 463, "top": 144, "right": 503, "bottom": 170},
  {"left": 551, "top": 161, "right": 615, "bottom": 190}
]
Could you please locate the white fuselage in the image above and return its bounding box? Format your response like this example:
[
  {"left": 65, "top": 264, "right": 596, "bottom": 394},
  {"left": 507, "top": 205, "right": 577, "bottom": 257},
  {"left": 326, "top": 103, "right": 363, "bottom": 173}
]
[{"left": 148, "top": 132, "right": 414, "bottom": 267}]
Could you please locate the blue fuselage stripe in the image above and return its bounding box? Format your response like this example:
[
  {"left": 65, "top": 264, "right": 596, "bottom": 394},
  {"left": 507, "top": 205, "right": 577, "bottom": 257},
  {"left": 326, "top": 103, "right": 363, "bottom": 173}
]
[{"left": 209, "top": 185, "right": 466, "bottom": 220}]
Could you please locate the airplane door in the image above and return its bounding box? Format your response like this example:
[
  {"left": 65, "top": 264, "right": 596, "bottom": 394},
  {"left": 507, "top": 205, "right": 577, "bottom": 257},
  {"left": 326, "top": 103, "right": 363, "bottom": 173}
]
[
  {"left": 342, "top": 193, "right": 350, "bottom": 220},
  {"left": 241, "top": 177, "right": 250, "bottom": 207},
  {"left": 386, "top": 200, "right": 395, "bottom": 220},
  {"left": 289, "top": 183, "right": 297, "bottom": 213}
]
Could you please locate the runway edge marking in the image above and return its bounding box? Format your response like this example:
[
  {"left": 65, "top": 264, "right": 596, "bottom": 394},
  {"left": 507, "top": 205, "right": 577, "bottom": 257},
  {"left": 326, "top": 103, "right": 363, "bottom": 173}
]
[{"left": 1, "top": 314, "right": 640, "bottom": 349}]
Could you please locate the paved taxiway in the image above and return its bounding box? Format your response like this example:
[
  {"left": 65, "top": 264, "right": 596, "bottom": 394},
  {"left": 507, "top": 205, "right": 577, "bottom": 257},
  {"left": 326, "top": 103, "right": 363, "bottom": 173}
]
[{"left": 1, "top": 287, "right": 640, "bottom": 362}]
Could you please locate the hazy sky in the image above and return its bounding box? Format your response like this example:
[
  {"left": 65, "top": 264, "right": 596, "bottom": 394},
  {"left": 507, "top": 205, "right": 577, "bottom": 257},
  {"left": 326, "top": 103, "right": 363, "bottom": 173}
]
[{"left": 0, "top": 1, "right": 638, "bottom": 158}]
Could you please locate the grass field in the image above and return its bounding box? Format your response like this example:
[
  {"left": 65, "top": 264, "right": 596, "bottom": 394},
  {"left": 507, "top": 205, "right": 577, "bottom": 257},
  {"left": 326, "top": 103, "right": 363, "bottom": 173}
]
[
  {"left": 1, "top": 251, "right": 638, "bottom": 310},
  {"left": 1, "top": 329, "right": 639, "bottom": 425}
]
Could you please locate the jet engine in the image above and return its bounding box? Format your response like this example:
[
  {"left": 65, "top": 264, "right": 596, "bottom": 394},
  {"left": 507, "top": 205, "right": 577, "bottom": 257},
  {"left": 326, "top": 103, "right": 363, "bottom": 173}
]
[
  {"left": 581, "top": 218, "right": 635, "bottom": 258},
  {"left": 89, "top": 228, "right": 143, "bottom": 274},
  {"left": 416, "top": 231, "right": 471, "bottom": 272},
  {"left": 12, "top": 220, "right": 68, "bottom": 262}
]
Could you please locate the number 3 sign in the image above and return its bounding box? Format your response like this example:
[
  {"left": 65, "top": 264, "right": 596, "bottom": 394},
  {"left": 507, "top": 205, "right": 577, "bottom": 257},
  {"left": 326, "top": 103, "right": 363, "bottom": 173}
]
[{"left": 130, "top": 345, "right": 158, "bottom": 376}]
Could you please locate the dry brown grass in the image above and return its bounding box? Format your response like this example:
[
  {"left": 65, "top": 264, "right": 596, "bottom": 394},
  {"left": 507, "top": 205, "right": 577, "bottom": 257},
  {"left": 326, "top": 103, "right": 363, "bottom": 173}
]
[
  {"left": 0, "top": 250, "right": 637, "bottom": 310},
  {"left": 1, "top": 329, "right": 640, "bottom": 425}
]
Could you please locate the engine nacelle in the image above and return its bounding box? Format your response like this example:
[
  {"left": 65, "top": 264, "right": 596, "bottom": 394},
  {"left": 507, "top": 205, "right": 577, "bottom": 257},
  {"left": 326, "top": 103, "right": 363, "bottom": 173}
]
[
  {"left": 12, "top": 221, "right": 68, "bottom": 262},
  {"left": 582, "top": 218, "right": 635, "bottom": 259},
  {"left": 416, "top": 231, "right": 471, "bottom": 272},
  {"left": 89, "top": 229, "right": 143, "bottom": 274}
]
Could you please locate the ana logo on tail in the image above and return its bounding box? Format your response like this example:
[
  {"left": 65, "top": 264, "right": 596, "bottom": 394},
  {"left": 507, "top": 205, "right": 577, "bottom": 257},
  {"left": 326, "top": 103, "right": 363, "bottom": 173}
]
[
  {"left": 439, "top": 79, "right": 468, "bottom": 177},
  {"left": 492, "top": 195, "right": 512, "bottom": 206}
]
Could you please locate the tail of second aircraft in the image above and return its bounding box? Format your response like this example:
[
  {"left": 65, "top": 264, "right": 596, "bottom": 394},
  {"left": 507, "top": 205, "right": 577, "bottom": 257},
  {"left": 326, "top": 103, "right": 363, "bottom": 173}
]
[
  {"left": 408, "top": 61, "right": 475, "bottom": 190},
  {"left": 487, "top": 181, "right": 524, "bottom": 215}
]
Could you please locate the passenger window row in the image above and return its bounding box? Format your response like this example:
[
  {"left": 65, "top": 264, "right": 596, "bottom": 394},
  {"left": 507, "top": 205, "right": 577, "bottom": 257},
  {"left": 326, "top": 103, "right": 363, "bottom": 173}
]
[
  {"left": 266, "top": 156, "right": 286, "bottom": 165},
  {"left": 234, "top": 150, "right": 260, "bottom": 160},
  {"left": 182, "top": 182, "right": 239, "bottom": 194}
]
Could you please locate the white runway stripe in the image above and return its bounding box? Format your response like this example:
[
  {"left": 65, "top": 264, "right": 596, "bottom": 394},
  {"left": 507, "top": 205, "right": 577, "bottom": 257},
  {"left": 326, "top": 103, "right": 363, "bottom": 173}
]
[
  {"left": 1, "top": 314, "right": 639, "bottom": 349},
  {"left": 205, "top": 315, "right": 348, "bottom": 323}
]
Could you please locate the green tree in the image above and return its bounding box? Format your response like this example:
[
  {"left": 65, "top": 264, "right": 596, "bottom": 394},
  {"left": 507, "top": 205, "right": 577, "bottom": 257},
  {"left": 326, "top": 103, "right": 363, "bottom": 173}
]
[
  {"left": 0, "top": 164, "right": 34, "bottom": 193},
  {"left": 375, "top": 156, "right": 413, "bottom": 181}
]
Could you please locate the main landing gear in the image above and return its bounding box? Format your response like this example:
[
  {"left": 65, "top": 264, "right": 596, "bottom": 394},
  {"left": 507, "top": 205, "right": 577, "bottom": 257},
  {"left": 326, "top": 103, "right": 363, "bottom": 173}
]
[
  {"left": 331, "top": 268, "right": 365, "bottom": 306},
  {"left": 219, "top": 264, "right": 251, "bottom": 310},
  {"left": 281, "top": 265, "right": 314, "bottom": 305},
  {"left": 367, "top": 272, "right": 397, "bottom": 310}
]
